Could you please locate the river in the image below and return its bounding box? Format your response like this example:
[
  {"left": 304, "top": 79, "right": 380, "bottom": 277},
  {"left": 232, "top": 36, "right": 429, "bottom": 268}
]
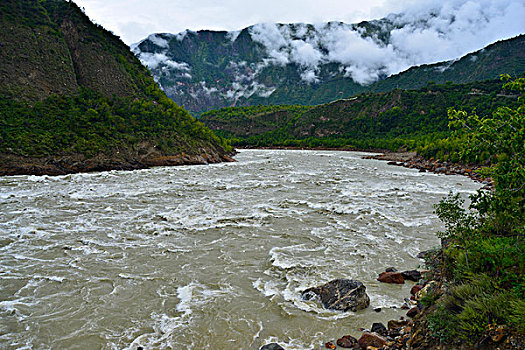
[{"left": 0, "top": 150, "right": 480, "bottom": 349}]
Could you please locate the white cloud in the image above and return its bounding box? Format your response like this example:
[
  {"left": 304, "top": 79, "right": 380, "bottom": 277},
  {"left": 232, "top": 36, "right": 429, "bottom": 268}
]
[
  {"left": 300, "top": 70, "right": 319, "bottom": 84},
  {"left": 73, "top": 0, "right": 389, "bottom": 45},
  {"left": 226, "top": 30, "right": 241, "bottom": 42},
  {"left": 200, "top": 81, "right": 218, "bottom": 95},
  {"left": 245, "top": 0, "right": 525, "bottom": 84},
  {"left": 225, "top": 81, "right": 276, "bottom": 100},
  {"left": 136, "top": 52, "right": 192, "bottom": 72},
  {"left": 147, "top": 33, "right": 169, "bottom": 48},
  {"left": 136, "top": 52, "right": 169, "bottom": 69},
  {"left": 81, "top": 0, "right": 525, "bottom": 86},
  {"left": 290, "top": 40, "right": 323, "bottom": 69},
  {"left": 175, "top": 30, "right": 192, "bottom": 41},
  {"left": 165, "top": 61, "right": 191, "bottom": 71}
]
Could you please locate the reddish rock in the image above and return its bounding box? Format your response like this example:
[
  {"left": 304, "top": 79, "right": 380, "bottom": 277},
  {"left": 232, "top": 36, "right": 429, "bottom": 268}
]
[
  {"left": 357, "top": 332, "right": 387, "bottom": 349},
  {"left": 410, "top": 284, "right": 424, "bottom": 295},
  {"left": 337, "top": 335, "right": 359, "bottom": 348},
  {"left": 377, "top": 271, "right": 405, "bottom": 284},
  {"left": 491, "top": 326, "right": 506, "bottom": 343},
  {"left": 325, "top": 341, "right": 336, "bottom": 349},
  {"left": 407, "top": 307, "right": 420, "bottom": 318}
]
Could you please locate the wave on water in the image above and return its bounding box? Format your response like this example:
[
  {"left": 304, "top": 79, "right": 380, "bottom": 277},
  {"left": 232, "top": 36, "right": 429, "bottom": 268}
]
[{"left": 0, "top": 149, "right": 482, "bottom": 349}]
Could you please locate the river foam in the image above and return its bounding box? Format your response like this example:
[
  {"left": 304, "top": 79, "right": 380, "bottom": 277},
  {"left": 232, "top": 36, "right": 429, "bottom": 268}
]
[{"left": 0, "top": 150, "right": 480, "bottom": 349}]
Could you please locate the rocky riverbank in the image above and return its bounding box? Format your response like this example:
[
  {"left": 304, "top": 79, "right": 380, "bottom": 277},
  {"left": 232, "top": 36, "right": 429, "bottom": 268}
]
[
  {"left": 361, "top": 152, "right": 493, "bottom": 189},
  {"left": 260, "top": 247, "right": 523, "bottom": 350},
  {"left": 315, "top": 248, "right": 523, "bottom": 350},
  {"left": 0, "top": 145, "right": 236, "bottom": 176}
]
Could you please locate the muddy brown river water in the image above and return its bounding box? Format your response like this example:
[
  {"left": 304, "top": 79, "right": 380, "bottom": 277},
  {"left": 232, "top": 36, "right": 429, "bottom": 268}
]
[{"left": 0, "top": 150, "right": 480, "bottom": 349}]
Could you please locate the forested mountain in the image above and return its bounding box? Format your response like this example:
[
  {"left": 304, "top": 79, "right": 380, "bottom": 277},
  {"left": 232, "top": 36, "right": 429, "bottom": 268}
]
[
  {"left": 200, "top": 78, "right": 522, "bottom": 159},
  {"left": 369, "top": 35, "right": 525, "bottom": 93},
  {"left": 0, "top": 0, "right": 232, "bottom": 176},
  {"left": 133, "top": 18, "right": 524, "bottom": 114}
]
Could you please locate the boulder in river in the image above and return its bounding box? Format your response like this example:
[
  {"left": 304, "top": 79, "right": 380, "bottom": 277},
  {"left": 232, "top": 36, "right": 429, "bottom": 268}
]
[
  {"left": 260, "top": 343, "right": 284, "bottom": 350},
  {"left": 357, "top": 332, "right": 388, "bottom": 349},
  {"left": 336, "top": 335, "right": 359, "bottom": 348},
  {"left": 411, "top": 284, "right": 424, "bottom": 296},
  {"left": 407, "top": 306, "right": 420, "bottom": 318},
  {"left": 371, "top": 322, "right": 388, "bottom": 336},
  {"left": 377, "top": 271, "right": 405, "bottom": 284},
  {"left": 388, "top": 319, "right": 410, "bottom": 330},
  {"left": 300, "top": 279, "right": 370, "bottom": 312},
  {"left": 401, "top": 270, "right": 422, "bottom": 282},
  {"left": 325, "top": 341, "right": 336, "bottom": 349}
]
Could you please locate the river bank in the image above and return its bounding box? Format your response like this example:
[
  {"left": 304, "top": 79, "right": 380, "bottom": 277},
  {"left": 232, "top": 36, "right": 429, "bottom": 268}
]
[
  {"left": 0, "top": 147, "right": 236, "bottom": 176},
  {"left": 316, "top": 245, "right": 524, "bottom": 350},
  {"left": 360, "top": 152, "right": 492, "bottom": 189}
]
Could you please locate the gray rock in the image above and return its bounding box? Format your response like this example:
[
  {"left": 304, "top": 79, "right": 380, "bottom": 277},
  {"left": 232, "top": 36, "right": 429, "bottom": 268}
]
[
  {"left": 401, "top": 270, "right": 422, "bottom": 282},
  {"left": 371, "top": 322, "right": 388, "bottom": 336},
  {"left": 300, "top": 279, "right": 370, "bottom": 312},
  {"left": 260, "top": 343, "right": 284, "bottom": 350}
]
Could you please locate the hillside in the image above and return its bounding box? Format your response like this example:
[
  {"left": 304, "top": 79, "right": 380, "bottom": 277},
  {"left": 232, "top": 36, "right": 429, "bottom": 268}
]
[
  {"left": 0, "top": 0, "right": 233, "bottom": 176},
  {"left": 370, "top": 35, "right": 525, "bottom": 93},
  {"left": 133, "top": 18, "right": 524, "bottom": 115},
  {"left": 200, "top": 79, "right": 521, "bottom": 157}
]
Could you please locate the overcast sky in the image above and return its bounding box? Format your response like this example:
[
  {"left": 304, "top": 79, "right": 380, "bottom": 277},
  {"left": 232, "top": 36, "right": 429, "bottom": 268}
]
[{"left": 72, "top": 0, "right": 415, "bottom": 44}]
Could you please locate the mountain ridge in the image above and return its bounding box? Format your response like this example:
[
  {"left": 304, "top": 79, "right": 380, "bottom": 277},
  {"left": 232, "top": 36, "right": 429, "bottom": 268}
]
[{"left": 132, "top": 16, "right": 524, "bottom": 114}]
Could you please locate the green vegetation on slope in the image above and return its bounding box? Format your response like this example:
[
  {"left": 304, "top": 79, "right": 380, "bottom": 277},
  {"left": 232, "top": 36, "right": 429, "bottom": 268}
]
[
  {"left": 424, "top": 76, "right": 524, "bottom": 346},
  {"left": 0, "top": 0, "right": 231, "bottom": 175},
  {"left": 370, "top": 36, "right": 525, "bottom": 94},
  {"left": 200, "top": 79, "right": 521, "bottom": 160},
  {"left": 0, "top": 88, "right": 229, "bottom": 158}
]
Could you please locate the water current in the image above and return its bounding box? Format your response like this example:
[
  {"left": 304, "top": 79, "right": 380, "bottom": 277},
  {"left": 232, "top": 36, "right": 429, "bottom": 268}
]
[{"left": 0, "top": 150, "right": 481, "bottom": 349}]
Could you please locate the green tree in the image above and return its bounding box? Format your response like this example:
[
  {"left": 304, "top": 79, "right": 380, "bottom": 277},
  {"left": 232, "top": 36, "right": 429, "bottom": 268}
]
[{"left": 429, "top": 76, "right": 525, "bottom": 345}]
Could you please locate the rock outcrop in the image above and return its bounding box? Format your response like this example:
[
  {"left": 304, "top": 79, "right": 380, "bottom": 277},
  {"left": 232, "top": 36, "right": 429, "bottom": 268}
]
[
  {"left": 300, "top": 279, "right": 370, "bottom": 312},
  {"left": 377, "top": 271, "right": 405, "bottom": 284},
  {"left": 336, "top": 335, "right": 359, "bottom": 349}
]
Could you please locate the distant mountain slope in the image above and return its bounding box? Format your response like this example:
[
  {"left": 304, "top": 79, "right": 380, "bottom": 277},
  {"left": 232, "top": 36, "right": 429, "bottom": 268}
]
[
  {"left": 0, "top": 0, "right": 232, "bottom": 176},
  {"left": 370, "top": 35, "right": 525, "bottom": 93},
  {"left": 133, "top": 16, "right": 524, "bottom": 114},
  {"left": 200, "top": 79, "right": 522, "bottom": 152}
]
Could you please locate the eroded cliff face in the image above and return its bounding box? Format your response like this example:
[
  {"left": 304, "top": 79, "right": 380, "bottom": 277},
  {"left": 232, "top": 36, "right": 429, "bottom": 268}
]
[
  {"left": 0, "top": 0, "right": 153, "bottom": 101},
  {"left": 0, "top": 1, "right": 79, "bottom": 101}
]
